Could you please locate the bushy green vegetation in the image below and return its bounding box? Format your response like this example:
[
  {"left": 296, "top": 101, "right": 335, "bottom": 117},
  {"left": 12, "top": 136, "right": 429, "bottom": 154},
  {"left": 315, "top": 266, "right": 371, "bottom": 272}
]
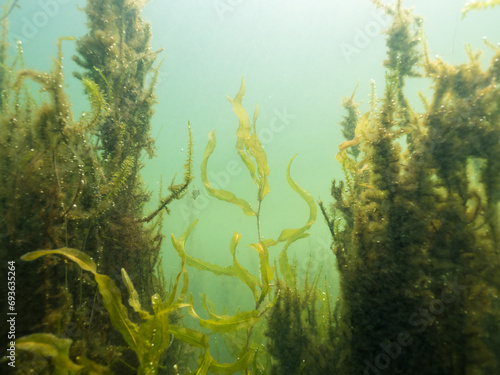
[
  {"left": 321, "top": 1, "right": 500, "bottom": 373},
  {"left": 0, "top": 0, "right": 192, "bottom": 373},
  {"left": 2, "top": 0, "right": 499, "bottom": 374}
]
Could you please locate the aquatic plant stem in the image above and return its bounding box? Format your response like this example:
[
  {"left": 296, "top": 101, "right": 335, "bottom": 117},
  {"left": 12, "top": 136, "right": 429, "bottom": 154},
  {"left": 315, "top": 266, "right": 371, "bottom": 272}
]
[
  {"left": 318, "top": 199, "right": 335, "bottom": 239},
  {"left": 139, "top": 180, "right": 189, "bottom": 223},
  {"left": 256, "top": 196, "right": 262, "bottom": 242},
  {"left": 0, "top": 0, "right": 19, "bottom": 21}
]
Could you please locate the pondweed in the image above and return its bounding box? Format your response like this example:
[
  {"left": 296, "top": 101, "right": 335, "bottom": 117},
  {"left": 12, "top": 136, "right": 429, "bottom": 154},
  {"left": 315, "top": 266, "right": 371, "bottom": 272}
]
[{"left": 21, "top": 242, "right": 253, "bottom": 374}]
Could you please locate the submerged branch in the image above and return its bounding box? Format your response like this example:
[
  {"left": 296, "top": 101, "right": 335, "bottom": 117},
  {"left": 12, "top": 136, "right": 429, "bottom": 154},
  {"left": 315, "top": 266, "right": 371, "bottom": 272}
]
[
  {"left": 140, "top": 122, "right": 193, "bottom": 223},
  {"left": 139, "top": 179, "right": 190, "bottom": 223}
]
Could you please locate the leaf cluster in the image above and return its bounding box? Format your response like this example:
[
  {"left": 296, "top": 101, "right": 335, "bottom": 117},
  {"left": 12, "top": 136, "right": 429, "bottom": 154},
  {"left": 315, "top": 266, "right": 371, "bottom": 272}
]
[{"left": 192, "top": 78, "right": 318, "bottom": 372}]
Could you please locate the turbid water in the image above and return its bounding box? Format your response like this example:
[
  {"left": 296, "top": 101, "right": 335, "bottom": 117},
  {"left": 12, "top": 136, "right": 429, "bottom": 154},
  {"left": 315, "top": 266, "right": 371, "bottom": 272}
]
[{"left": 2, "top": 1, "right": 500, "bottom": 374}]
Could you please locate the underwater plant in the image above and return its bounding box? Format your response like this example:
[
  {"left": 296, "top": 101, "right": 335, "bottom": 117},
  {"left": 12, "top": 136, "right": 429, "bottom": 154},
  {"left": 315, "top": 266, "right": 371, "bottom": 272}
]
[
  {"left": 264, "top": 269, "right": 338, "bottom": 375},
  {"left": 462, "top": 0, "right": 500, "bottom": 17},
  {"left": 1, "top": 0, "right": 315, "bottom": 372},
  {"left": 0, "top": 0, "right": 194, "bottom": 373},
  {"left": 321, "top": 1, "right": 500, "bottom": 374},
  {"left": 16, "top": 333, "right": 112, "bottom": 375},
  {"left": 71, "top": 0, "right": 194, "bottom": 301},
  {"left": 175, "top": 77, "right": 317, "bottom": 373},
  {"left": 20, "top": 241, "right": 255, "bottom": 375}
]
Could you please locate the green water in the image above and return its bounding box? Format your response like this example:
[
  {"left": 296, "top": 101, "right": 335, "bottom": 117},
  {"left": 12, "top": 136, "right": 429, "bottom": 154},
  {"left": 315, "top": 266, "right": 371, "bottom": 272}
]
[
  {"left": 7, "top": 0, "right": 499, "bottom": 286},
  {"left": 3, "top": 0, "right": 500, "bottom": 374}
]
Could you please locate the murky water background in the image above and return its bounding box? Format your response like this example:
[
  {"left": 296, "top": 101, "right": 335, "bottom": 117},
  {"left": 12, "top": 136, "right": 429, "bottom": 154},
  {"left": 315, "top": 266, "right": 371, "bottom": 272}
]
[{"left": 6, "top": 0, "right": 500, "bottom": 347}]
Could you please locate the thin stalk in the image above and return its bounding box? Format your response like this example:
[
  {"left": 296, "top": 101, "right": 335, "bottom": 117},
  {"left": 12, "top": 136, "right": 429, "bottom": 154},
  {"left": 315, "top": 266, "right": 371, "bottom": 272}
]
[{"left": 256, "top": 195, "right": 262, "bottom": 242}]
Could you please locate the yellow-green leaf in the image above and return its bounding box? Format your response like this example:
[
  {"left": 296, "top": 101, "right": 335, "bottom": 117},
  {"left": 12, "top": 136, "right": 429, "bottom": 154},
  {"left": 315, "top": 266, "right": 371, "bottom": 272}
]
[
  {"left": 209, "top": 350, "right": 255, "bottom": 374},
  {"left": 228, "top": 77, "right": 270, "bottom": 201},
  {"left": 462, "top": 0, "right": 500, "bottom": 18},
  {"left": 249, "top": 242, "right": 273, "bottom": 306},
  {"left": 17, "top": 334, "right": 83, "bottom": 374},
  {"left": 201, "top": 131, "right": 256, "bottom": 216},
  {"left": 22, "top": 248, "right": 140, "bottom": 353},
  {"left": 229, "top": 232, "right": 260, "bottom": 301},
  {"left": 186, "top": 254, "right": 234, "bottom": 276},
  {"left": 198, "top": 309, "right": 260, "bottom": 333},
  {"left": 169, "top": 325, "right": 209, "bottom": 349},
  {"left": 21, "top": 247, "right": 97, "bottom": 274},
  {"left": 194, "top": 350, "right": 212, "bottom": 375},
  {"left": 169, "top": 220, "right": 197, "bottom": 307},
  {"left": 122, "top": 268, "right": 151, "bottom": 320},
  {"left": 94, "top": 273, "right": 140, "bottom": 352},
  {"left": 274, "top": 155, "right": 317, "bottom": 284},
  {"left": 186, "top": 295, "right": 260, "bottom": 333}
]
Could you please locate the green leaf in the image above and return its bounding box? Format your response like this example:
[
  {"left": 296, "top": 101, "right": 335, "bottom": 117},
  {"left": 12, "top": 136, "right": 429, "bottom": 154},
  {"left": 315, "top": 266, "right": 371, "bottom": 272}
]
[
  {"left": 249, "top": 242, "right": 274, "bottom": 306},
  {"left": 81, "top": 76, "right": 108, "bottom": 131},
  {"left": 169, "top": 220, "right": 198, "bottom": 307},
  {"left": 284, "top": 155, "right": 317, "bottom": 234},
  {"left": 122, "top": 268, "right": 152, "bottom": 320},
  {"left": 94, "top": 273, "right": 140, "bottom": 352},
  {"left": 17, "top": 334, "right": 83, "bottom": 375},
  {"left": 21, "top": 247, "right": 97, "bottom": 274},
  {"left": 187, "top": 295, "right": 260, "bottom": 333},
  {"left": 21, "top": 248, "right": 162, "bottom": 373},
  {"left": 136, "top": 311, "right": 172, "bottom": 373},
  {"left": 275, "top": 155, "right": 317, "bottom": 284},
  {"left": 208, "top": 350, "right": 254, "bottom": 374},
  {"left": 169, "top": 325, "right": 209, "bottom": 349},
  {"left": 185, "top": 254, "right": 235, "bottom": 276},
  {"left": 201, "top": 131, "right": 256, "bottom": 216},
  {"left": 194, "top": 350, "right": 212, "bottom": 375},
  {"left": 199, "top": 308, "right": 261, "bottom": 333},
  {"left": 22, "top": 248, "right": 140, "bottom": 353},
  {"left": 228, "top": 77, "right": 270, "bottom": 201},
  {"left": 183, "top": 231, "right": 260, "bottom": 302},
  {"left": 229, "top": 232, "right": 260, "bottom": 301}
]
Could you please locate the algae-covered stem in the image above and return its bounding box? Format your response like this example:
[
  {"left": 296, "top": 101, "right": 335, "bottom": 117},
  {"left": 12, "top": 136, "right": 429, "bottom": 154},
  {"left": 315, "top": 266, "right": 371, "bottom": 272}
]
[{"left": 139, "top": 122, "right": 194, "bottom": 223}]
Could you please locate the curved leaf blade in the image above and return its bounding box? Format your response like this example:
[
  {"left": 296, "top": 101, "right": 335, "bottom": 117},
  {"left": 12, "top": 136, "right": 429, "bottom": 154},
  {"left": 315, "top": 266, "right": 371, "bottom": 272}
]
[
  {"left": 21, "top": 247, "right": 97, "bottom": 274},
  {"left": 201, "top": 131, "right": 256, "bottom": 216}
]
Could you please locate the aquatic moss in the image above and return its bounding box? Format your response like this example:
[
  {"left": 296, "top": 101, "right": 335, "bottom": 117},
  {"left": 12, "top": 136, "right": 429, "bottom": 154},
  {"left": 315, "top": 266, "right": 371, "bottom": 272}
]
[
  {"left": 72, "top": 0, "right": 163, "bottom": 300},
  {"left": 462, "top": 0, "right": 500, "bottom": 17},
  {"left": 323, "top": 1, "right": 500, "bottom": 374},
  {"left": 0, "top": 1, "right": 193, "bottom": 373},
  {"left": 265, "top": 273, "right": 337, "bottom": 375}
]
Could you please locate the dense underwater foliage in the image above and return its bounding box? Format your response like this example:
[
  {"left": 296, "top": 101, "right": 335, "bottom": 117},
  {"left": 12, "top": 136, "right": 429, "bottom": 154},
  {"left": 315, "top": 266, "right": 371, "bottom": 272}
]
[
  {"left": 1, "top": 0, "right": 499, "bottom": 374},
  {"left": 321, "top": 1, "right": 500, "bottom": 373}
]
